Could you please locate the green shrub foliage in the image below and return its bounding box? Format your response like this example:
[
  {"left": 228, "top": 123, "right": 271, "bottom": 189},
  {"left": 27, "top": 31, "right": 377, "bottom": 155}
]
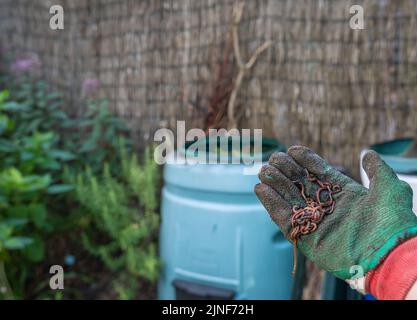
[
  {"left": 74, "top": 145, "right": 160, "bottom": 299},
  {"left": 0, "top": 66, "right": 160, "bottom": 299}
]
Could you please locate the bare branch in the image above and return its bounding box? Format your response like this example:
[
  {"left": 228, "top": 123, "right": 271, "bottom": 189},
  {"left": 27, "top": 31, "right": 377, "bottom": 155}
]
[{"left": 227, "top": 3, "right": 272, "bottom": 129}]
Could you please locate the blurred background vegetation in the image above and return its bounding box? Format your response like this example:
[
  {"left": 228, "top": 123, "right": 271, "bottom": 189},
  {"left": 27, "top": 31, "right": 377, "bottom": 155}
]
[{"left": 0, "top": 54, "right": 160, "bottom": 299}]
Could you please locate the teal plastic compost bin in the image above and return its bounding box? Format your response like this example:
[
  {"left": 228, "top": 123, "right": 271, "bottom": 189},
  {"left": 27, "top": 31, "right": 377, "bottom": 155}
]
[{"left": 158, "top": 137, "right": 294, "bottom": 300}]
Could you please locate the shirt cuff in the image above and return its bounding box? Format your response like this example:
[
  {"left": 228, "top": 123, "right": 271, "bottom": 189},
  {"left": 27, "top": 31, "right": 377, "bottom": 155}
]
[{"left": 366, "top": 236, "right": 417, "bottom": 300}]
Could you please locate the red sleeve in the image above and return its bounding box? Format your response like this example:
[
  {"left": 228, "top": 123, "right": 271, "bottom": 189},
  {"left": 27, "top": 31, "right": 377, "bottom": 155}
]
[{"left": 366, "top": 236, "right": 417, "bottom": 300}]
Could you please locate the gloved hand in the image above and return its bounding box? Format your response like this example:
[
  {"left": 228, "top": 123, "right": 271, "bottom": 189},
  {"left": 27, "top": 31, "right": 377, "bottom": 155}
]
[{"left": 255, "top": 146, "right": 417, "bottom": 282}]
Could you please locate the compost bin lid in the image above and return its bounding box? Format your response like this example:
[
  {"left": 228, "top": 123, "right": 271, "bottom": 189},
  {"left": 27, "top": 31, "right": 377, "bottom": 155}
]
[
  {"left": 368, "top": 138, "right": 417, "bottom": 175},
  {"left": 163, "top": 137, "right": 286, "bottom": 193}
]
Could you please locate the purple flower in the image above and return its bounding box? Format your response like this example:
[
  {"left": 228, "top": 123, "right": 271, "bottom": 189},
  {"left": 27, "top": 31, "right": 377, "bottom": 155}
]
[
  {"left": 82, "top": 78, "right": 100, "bottom": 96},
  {"left": 10, "top": 54, "right": 41, "bottom": 76}
]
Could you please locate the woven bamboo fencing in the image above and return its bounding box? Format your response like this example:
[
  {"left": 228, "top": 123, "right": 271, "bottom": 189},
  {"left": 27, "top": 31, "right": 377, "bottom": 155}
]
[{"left": 1, "top": 0, "right": 417, "bottom": 177}]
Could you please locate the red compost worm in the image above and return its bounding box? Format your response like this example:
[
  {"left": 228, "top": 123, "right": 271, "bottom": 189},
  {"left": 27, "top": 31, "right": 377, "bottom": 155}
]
[{"left": 290, "top": 170, "right": 341, "bottom": 275}]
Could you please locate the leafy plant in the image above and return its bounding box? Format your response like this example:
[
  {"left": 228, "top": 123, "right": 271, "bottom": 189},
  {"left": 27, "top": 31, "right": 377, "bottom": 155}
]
[
  {"left": 73, "top": 144, "right": 160, "bottom": 299},
  {"left": 0, "top": 89, "right": 75, "bottom": 298},
  {"left": 3, "top": 79, "right": 69, "bottom": 137},
  {"left": 0, "top": 218, "right": 32, "bottom": 299},
  {"left": 0, "top": 77, "right": 131, "bottom": 175},
  {"left": 66, "top": 100, "right": 132, "bottom": 175},
  {"left": 0, "top": 219, "right": 33, "bottom": 251},
  {"left": 0, "top": 56, "right": 158, "bottom": 300},
  {"left": 0, "top": 167, "right": 52, "bottom": 297}
]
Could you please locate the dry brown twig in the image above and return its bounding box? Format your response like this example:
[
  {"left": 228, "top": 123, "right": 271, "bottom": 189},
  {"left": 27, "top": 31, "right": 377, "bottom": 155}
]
[{"left": 227, "top": 2, "right": 272, "bottom": 129}]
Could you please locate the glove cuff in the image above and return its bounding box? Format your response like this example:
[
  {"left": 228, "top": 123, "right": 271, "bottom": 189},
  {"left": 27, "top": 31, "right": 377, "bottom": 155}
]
[{"left": 366, "top": 236, "right": 417, "bottom": 300}]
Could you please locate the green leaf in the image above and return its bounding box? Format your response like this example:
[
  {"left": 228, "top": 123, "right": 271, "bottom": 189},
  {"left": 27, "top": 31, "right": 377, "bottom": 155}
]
[
  {"left": 5, "top": 205, "right": 31, "bottom": 220},
  {"left": 0, "top": 223, "right": 13, "bottom": 240},
  {"left": 26, "top": 118, "right": 42, "bottom": 132},
  {"left": 0, "top": 90, "right": 9, "bottom": 104},
  {"left": 42, "top": 159, "right": 61, "bottom": 171},
  {"left": 22, "top": 237, "right": 44, "bottom": 261},
  {"left": 0, "top": 195, "right": 8, "bottom": 207},
  {"left": 46, "top": 92, "right": 61, "bottom": 100},
  {"left": 79, "top": 140, "right": 96, "bottom": 153},
  {"left": 3, "top": 101, "right": 28, "bottom": 112},
  {"left": 47, "top": 184, "right": 74, "bottom": 194},
  {"left": 0, "top": 139, "right": 16, "bottom": 152},
  {"left": 23, "top": 174, "right": 51, "bottom": 192},
  {"left": 4, "top": 237, "right": 33, "bottom": 250},
  {"left": 20, "top": 151, "right": 34, "bottom": 161},
  {"left": 29, "top": 204, "right": 47, "bottom": 228},
  {"left": 75, "top": 119, "right": 94, "bottom": 128},
  {"left": 49, "top": 150, "right": 76, "bottom": 161},
  {"left": 3, "top": 218, "right": 28, "bottom": 227},
  {"left": 0, "top": 115, "right": 9, "bottom": 135},
  {"left": 52, "top": 110, "right": 68, "bottom": 120}
]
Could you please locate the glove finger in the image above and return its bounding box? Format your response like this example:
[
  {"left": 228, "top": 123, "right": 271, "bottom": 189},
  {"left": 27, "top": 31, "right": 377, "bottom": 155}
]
[
  {"left": 362, "top": 150, "right": 397, "bottom": 185},
  {"left": 268, "top": 151, "right": 305, "bottom": 182},
  {"left": 288, "top": 145, "right": 354, "bottom": 187},
  {"left": 254, "top": 183, "right": 292, "bottom": 237},
  {"left": 268, "top": 151, "right": 321, "bottom": 203},
  {"left": 258, "top": 164, "right": 304, "bottom": 205}
]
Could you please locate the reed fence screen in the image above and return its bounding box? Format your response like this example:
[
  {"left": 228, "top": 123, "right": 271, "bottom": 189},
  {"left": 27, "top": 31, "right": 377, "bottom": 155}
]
[{"left": 1, "top": 0, "right": 417, "bottom": 176}]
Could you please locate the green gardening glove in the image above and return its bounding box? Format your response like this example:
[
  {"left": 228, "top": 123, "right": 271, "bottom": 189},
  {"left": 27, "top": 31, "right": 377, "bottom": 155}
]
[{"left": 255, "top": 146, "right": 417, "bottom": 280}]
